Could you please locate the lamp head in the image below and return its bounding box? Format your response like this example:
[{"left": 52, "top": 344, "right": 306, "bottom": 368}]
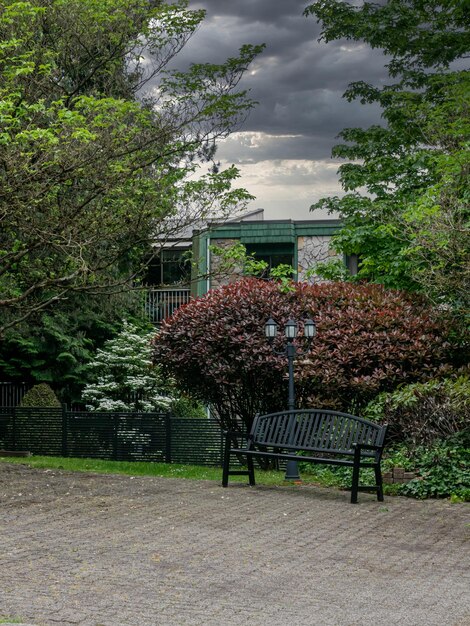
[
  {"left": 285, "top": 319, "right": 298, "bottom": 340},
  {"left": 303, "top": 318, "right": 316, "bottom": 339},
  {"left": 264, "top": 318, "right": 278, "bottom": 340}
]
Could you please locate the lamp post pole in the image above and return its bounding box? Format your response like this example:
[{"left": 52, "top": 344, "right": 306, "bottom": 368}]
[
  {"left": 287, "top": 341, "right": 296, "bottom": 412},
  {"left": 285, "top": 339, "right": 300, "bottom": 480},
  {"left": 265, "top": 317, "right": 316, "bottom": 481}
]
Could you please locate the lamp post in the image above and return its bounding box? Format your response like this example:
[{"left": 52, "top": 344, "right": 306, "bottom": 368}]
[{"left": 264, "top": 316, "right": 316, "bottom": 480}]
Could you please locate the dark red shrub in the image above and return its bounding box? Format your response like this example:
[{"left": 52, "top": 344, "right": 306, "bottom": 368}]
[{"left": 152, "top": 278, "right": 461, "bottom": 432}]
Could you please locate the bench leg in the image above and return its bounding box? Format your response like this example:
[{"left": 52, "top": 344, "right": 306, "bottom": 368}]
[
  {"left": 375, "top": 465, "right": 384, "bottom": 502},
  {"left": 351, "top": 446, "right": 361, "bottom": 504},
  {"left": 222, "top": 442, "right": 231, "bottom": 488},
  {"left": 247, "top": 455, "right": 256, "bottom": 486}
]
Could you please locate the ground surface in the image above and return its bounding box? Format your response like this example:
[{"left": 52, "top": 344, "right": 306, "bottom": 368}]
[{"left": 0, "top": 463, "right": 469, "bottom": 626}]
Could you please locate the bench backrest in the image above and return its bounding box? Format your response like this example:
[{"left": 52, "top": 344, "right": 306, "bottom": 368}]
[{"left": 250, "top": 409, "right": 386, "bottom": 455}]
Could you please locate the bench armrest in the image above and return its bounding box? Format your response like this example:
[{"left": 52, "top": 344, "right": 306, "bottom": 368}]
[{"left": 352, "top": 442, "right": 383, "bottom": 451}]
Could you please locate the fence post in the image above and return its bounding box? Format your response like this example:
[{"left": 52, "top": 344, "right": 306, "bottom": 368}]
[
  {"left": 61, "top": 405, "right": 68, "bottom": 457},
  {"left": 113, "top": 413, "right": 119, "bottom": 461},
  {"left": 12, "top": 407, "right": 16, "bottom": 451},
  {"left": 165, "top": 413, "right": 172, "bottom": 463},
  {"left": 220, "top": 423, "right": 224, "bottom": 468}
]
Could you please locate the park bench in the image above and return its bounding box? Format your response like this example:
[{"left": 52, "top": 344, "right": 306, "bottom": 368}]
[{"left": 222, "top": 409, "right": 387, "bottom": 504}]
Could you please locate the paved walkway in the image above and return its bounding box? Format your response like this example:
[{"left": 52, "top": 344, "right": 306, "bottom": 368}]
[{"left": 0, "top": 463, "right": 469, "bottom": 626}]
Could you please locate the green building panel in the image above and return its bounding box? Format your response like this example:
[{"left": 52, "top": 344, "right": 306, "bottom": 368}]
[{"left": 191, "top": 219, "right": 341, "bottom": 297}]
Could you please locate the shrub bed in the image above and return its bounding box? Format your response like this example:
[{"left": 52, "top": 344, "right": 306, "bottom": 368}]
[
  {"left": 153, "top": 278, "right": 461, "bottom": 432},
  {"left": 364, "top": 376, "right": 470, "bottom": 445}
]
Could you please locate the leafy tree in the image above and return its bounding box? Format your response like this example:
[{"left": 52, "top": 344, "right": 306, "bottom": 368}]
[
  {"left": 0, "top": 0, "right": 262, "bottom": 335},
  {"left": 304, "top": 1, "right": 470, "bottom": 312},
  {"left": 152, "top": 278, "right": 461, "bottom": 432},
  {"left": 82, "top": 321, "right": 172, "bottom": 412},
  {"left": 0, "top": 291, "right": 142, "bottom": 403}
]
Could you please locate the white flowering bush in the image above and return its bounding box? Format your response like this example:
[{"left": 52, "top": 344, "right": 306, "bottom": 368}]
[{"left": 82, "top": 322, "right": 173, "bottom": 412}]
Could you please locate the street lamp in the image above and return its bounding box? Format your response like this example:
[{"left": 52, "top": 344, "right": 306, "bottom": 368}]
[{"left": 264, "top": 316, "right": 316, "bottom": 480}]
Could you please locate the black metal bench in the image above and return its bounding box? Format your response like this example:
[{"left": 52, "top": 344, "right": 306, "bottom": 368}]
[{"left": 222, "top": 409, "right": 387, "bottom": 504}]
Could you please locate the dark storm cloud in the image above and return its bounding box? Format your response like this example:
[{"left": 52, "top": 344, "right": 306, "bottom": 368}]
[
  {"left": 193, "top": 0, "right": 387, "bottom": 22},
  {"left": 192, "top": 0, "right": 313, "bottom": 23},
  {"left": 170, "top": 1, "right": 391, "bottom": 216},
  {"left": 181, "top": 0, "right": 388, "bottom": 160},
  {"left": 218, "top": 133, "right": 336, "bottom": 164}
]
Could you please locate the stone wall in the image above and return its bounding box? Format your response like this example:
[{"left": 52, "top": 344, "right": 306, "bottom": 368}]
[
  {"left": 297, "top": 235, "right": 340, "bottom": 283},
  {"left": 209, "top": 238, "right": 243, "bottom": 290}
]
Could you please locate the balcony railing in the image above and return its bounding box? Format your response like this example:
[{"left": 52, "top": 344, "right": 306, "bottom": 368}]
[{"left": 144, "top": 287, "right": 191, "bottom": 324}]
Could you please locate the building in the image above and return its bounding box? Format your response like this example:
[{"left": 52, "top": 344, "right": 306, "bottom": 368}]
[{"left": 144, "top": 209, "right": 342, "bottom": 323}]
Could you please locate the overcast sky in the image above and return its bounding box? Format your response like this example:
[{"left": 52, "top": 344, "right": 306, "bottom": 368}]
[{"left": 176, "top": 0, "right": 389, "bottom": 220}]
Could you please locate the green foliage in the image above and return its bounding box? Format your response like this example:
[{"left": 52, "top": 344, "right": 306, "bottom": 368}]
[
  {"left": 299, "top": 434, "right": 470, "bottom": 501},
  {"left": 153, "top": 278, "right": 461, "bottom": 432},
  {"left": 209, "top": 242, "right": 296, "bottom": 291},
  {"left": 170, "top": 395, "right": 207, "bottom": 419},
  {"left": 20, "top": 383, "right": 61, "bottom": 408},
  {"left": 306, "top": 258, "right": 349, "bottom": 282},
  {"left": 392, "top": 433, "right": 470, "bottom": 500},
  {"left": 364, "top": 376, "right": 470, "bottom": 446},
  {"left": 269, "top": 264, "right": 296, "bottom": 293},
  {"left": 82, "top": 322, "right": 172, "bottom": 412},
  {"left": 296, "top": 461, "right": 365, "bottom": 490},
  {"left": 304, "top": 1, "right": 469, "bottom": 76},
  {"left": 367, "top": 376, "right": 470, "bottom": 500},
  {"left": 209, "top": 242, "right": 269, "bottom": 279},
  {"left": 305, "top": 1, "right": 470, "bottom": 314},
  {"left": 0, "top": 291, "right": 143, "bottom": 401},
  {"left": 0, "top": 0, "right": 263, "bottom": 334}
]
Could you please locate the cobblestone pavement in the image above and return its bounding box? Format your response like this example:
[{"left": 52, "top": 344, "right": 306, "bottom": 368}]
[{"left": 0, "top": 463, "right": 469, "bottom": 626}]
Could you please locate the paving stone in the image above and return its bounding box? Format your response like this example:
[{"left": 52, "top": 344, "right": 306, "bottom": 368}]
[{"left": 0, "top": 463, "right": 469, "bottom": 626}]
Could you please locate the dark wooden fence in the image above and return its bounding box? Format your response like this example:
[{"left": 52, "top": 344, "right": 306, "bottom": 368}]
[
  {"left": 0, "top": 382, "right": 29, "bottom": 407},
  {"left": 0, "top": 407, "right": 227, "bottom": 467}
]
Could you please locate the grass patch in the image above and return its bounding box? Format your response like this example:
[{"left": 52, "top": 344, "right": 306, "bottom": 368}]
[
  {"left": 2, "top": 454, "right": 460, "bottom": 499},
  {"left": 0, "top": 454, "right": 224, "bottom": 480},
  {"left": 0, "top": 618, "right": 24, "bottom": 624},
  {"left": 0, "top": 455, "right": 358, "bottom": 490},
  {"left": 0, "top": 455, "right": 292, "bottom": 485}
]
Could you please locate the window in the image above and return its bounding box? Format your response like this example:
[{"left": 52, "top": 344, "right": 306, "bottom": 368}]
[
  {"left": 145, "top": 249, "right": 191, "bottom": 286},
  {"left": 345, "top": 254, "right": 361, "bottom": 276},
  {"left": 244, "top": 243, "right": 294, "bottom": 277}
]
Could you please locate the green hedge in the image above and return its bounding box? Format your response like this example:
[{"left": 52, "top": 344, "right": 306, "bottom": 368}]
[
  {"left": 364, "top": 376, "right": 470, "bottom": 446},
  {"left": 20, "top": 383, "right": 61, "bottom": 408}
]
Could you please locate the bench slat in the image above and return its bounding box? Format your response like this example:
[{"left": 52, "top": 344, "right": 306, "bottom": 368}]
[
  {"left": 266, "top": 413, "right": 279, "bottom": 443},
  {"left": 303, "top": 410, "right": 318, "bottom": 447},
  {"left": 344, "top": 419, "right": 358, "bottom": 451},
  {"left": 330, "top": 415, "right": 345, "bottom": 450},
  {"left": 313, "top": 413, "right": 327, "bottom": 449},
  {"left": 337, "top": 418, "right": 350, "bottom": 451},
  {"left": 255, "top": 412, "right": 384, "bottom": 455}
]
